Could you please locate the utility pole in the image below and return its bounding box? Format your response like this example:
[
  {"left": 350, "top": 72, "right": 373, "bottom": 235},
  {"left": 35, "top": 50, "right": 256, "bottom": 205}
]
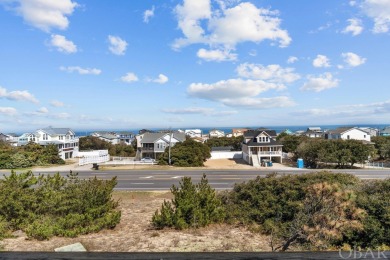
[{"left": 168, "top": 127, "right": 172, "bottom": 165}]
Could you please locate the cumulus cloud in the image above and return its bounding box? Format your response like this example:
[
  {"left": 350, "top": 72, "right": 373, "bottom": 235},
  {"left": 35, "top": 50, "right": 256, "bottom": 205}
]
[
  {"left": 143, "top": 6, "right": 155, "bottom": 23},
  {"left": 0, "top": 107, "right": 18, "bottom": 116},
  {"left": 3, "top": 0, "right": 78, "bottom": 32},
  {"left": 236, "top": 63, "right": 300, "bottom": 83},
  {"left": 341, "top": 52, "right": 366, "bottom": 67},
  {"left": 37, "top": 107, "right": 49, "bottom": 114},
  {"left": 121, "top": 72, "right": 139, "bottom": 83},
  {"left": 151, "top": 74, "right": 169, "bottom": 84},
  {"left": 342, "top": 18, "right": 363, "bottom": 36},
  {"left": 313, "top": 55, "right": 331, "bottom": 68},
  {"left": 360, "top": 0, "right": 390, "bottom": 33},
  {"left": 0, "top": 86, "right": 39, "bottom": 103},
  {"left": 108, "top": 35, "right": 128, "bottom": 55},
  {"left": 50, "top": 100, "right": 64, "bottom": 107},
  {"left": 162, "top": 107, "right": 237, "bottom": 116},
  {"left": 197, "top": 48, "right": 237, "bottom": 62},
  {"left": 300, "top": 73, "right": 339, "bottom": 92},
  {"left": 60, "top": 66, "right": 101, "bottom": 75},
  {"left": 287, "top": 56, "right": 298, "bottom": 64},
  {"left": 187, "top": 78, "right": 294, "bottom": 109},
  {"left": 49, "top": 34, "right": 77, "bottom": 53},
  {"left": 173, "top": 1, "right": 291, "bottom": 56}
]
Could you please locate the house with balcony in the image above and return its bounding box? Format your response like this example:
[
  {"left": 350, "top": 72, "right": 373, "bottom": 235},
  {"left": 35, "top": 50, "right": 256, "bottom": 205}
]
[
  {"left": 140, "top": 132, "right": 186, "bottom": 159},
  {"left": 324, "top": 127, "right": 371, "bottom": 142},
  {"left": 242, "top": 129, "right": 283, "bottom": 166},
  {"left": 34, "top": 127, "right": 79, "bottom": 160}
]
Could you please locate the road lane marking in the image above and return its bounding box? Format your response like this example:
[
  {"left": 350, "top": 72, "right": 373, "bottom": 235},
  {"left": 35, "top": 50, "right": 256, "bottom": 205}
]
[
  {"left": 140, "top": 176, "right": 154, "bottom": 179},
  {"left": 172, "top": 176, "right": 183, "bottom": 179}
]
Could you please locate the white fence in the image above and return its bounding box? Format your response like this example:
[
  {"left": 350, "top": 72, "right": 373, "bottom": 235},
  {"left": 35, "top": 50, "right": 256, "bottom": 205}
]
[
  {"left": 210, "top": 151, "right": 243, "bottom": 159},
  {"left": 78, "top": 150, "right": 110, "bottom": 166},
  {"left": 79, "top": 154, "right": 110, "bottom": 166}
]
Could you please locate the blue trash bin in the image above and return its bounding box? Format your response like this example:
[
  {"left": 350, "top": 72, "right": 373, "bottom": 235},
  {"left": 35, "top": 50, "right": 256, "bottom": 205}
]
[{"left": 297, "top": 158, "right": 304, "bottom": 168}]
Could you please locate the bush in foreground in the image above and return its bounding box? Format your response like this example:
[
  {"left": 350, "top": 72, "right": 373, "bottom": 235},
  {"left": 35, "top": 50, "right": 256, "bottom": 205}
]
[
  {"left": 0, "top": 171, "right": 121, "bottom": 240},
  {"left": 152, "top": 174, "right": 225, "bottom": 229}
]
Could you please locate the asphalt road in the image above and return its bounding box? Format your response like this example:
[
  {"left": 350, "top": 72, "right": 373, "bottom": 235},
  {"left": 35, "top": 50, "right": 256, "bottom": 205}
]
[{"left": 4, "top": 168, "right": 385, "bottom": 191}]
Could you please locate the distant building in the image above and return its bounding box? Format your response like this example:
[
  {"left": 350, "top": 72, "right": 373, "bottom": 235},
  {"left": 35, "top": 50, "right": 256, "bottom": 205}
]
[
  {"left": 359, "top": 127, "right": 379, "bottom": 137},
  {"left": 303, "top": 127, "right": 323, "bottom": 138},
  {"left": 232, "top": 128, "right": 249, "bottom": 137},
  {"left": 91, "top": 131, "right": 135, "bottom": 145},
  {"left": 139, "top": 132, "right": 186, "bottom": 159},
  {"left": 380, "top": 126, "right": 390, "bottom": 136},
  {"left": 185, "top": 129, "right": 202, "bottom": 138},
  {"left": 325, "top": 127, "right": 371, "bottom": 142},
  {"left": 209, "top": 129, "right": 225, "bottom": 138}
]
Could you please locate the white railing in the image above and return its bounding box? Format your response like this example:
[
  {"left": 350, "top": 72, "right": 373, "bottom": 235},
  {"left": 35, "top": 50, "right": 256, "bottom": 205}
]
[
  {"left": 258, "top": 151, "right": 282, "bottom": 155},
  {"left": 79, "top": 154, "right": 110, "bottom": 166}
]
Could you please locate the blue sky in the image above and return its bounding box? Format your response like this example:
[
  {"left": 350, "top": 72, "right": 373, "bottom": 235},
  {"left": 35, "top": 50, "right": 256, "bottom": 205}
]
[{"left": 1, "top": 0, "right": 390, "bottom": 132}]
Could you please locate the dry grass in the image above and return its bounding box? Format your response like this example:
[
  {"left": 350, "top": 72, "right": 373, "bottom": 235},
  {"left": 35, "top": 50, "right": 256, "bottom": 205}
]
[{"left": 0, "top": 191, "right": 271, "bottom": 252}]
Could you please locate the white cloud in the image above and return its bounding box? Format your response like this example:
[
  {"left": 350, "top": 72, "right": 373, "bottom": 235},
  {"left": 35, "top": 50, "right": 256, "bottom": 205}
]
[
  {"left": 173, "top": 1, "right": 291, "bottom": 53},
  {"left": 121, "top": 72, "right": 139, "bottom": 83},
  {"left": 342, "top": 18, "right": 363, "bottom": 36},
  {"left": 50, "top": 112, "right": 70, "bottom": 119},
  {"left": 143, "top": 6, "right": 155, "bottom": 23},
  {"left": 4, "top": 0, "right": 78, "bottom": 32},
  {"left": 0, "top": 107, "right": 17, "bottom": 116},
  {"left": 0, "top": 86, "right": 39, "bottom": 103},
  {"left": 197, "top": 48, "right": 237, "bottom": 62},
  {"left": 187, "top": 78, "right": 294, "bottom": 109},
  {"left": 361, "top": 0, "right": 390, "bottom": 33},
  {"left": 287, "top": 56, "right": 298, "bottom": 64},
  {"left": 152, "top": 74, "right": 169, "bottom": 84},
  {"left": 37, "top": 107, "right": 49, "bottom": 114},
  {"left": 108, "top": 35, "right": 128, "bottom": 55},
  {"left": 49, "top": 34, "right": 77, "bottom": 53},
  {"left": 341, "top": 52, "right": 367, "bottom": 67},
  {"left": 162, "top": 107, "right": 237, "bottom": 116},
  {"left": 236, "top": 63, "right": 300, "bottom": 83},
  {"left": 300, "top": 73, "right": 339, "bottom": 92},
  {"left": 60, "top": 66, "right": 101, "bottom": 75},
  {"left": 313, "top": 54, "right": 331, "bottom": 68},
  {"left": 50, "top": 100, "right": 64, "bottom": 107}
]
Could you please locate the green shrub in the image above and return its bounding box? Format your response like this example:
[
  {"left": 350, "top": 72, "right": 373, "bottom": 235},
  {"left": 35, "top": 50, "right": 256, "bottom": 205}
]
[
  {"left": 0, "top": 171, "right": 121, "bottom": 240},
  {"left": 152, "top": 174, "right": 225, "bottom": 229}
]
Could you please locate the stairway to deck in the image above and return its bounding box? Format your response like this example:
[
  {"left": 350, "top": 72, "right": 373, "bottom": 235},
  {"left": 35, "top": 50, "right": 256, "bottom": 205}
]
[{"left": 251, "top": 154, "right": 260, "bottom": 168}]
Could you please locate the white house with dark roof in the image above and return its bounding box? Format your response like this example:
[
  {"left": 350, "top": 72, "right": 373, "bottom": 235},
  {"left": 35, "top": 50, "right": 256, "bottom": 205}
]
[
  {"left": 35, "top": 127, "right": 79, "bottom": 159},
  {"left": 324, "top": 127, "right": 371, "bottom": 142},
  {"left": 242, "top": 129, "right": 283, "bottom": 166},
  {"left": 140, "top": 132, "right": 186, "bottom": 159},
  {"left": 185, "top": 129, "right": 202, "bottom": 138}
]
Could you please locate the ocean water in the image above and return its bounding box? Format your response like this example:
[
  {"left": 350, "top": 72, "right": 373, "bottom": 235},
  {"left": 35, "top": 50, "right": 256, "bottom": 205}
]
[{"left": 74, "top": 124, "right": 390, "bottom": 137}]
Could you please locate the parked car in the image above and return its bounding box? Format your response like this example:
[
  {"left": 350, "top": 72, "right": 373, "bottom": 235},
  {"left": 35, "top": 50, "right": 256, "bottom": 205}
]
[{"left": 141, "top": 157, "right": 154, "bottom": 163}]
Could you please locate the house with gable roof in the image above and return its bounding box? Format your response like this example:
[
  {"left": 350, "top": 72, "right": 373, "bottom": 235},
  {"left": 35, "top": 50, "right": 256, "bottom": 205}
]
[
  {"left": 324, "top": 127, "right": 371, "bottom": 142},
  {"left": 242, "top": 129, "right": 283, "bottom": 166},
  {"left": 34, "top": 126, "right": 79, "bottom": 159},
  {"left": 140, "top": 132, "right": 186, "bottom": 159}
]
